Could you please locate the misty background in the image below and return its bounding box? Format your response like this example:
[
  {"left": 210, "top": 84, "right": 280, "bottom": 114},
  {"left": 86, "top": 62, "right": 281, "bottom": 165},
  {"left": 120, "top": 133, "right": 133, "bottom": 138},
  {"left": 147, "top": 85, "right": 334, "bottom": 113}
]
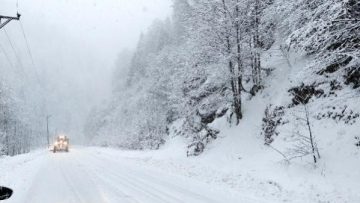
[{"left": 0, "top": 0, "right": 171, "bottom": 143}]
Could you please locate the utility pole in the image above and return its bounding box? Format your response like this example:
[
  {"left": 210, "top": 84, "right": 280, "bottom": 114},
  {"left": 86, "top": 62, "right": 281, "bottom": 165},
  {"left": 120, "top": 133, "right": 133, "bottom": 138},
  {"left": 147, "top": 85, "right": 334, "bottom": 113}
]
[
  {"left": 0, "top": 13, "right": 21, "bottom": 30},
  {"left": 46, "top": 115, "right": 52, "bottom": 148}
]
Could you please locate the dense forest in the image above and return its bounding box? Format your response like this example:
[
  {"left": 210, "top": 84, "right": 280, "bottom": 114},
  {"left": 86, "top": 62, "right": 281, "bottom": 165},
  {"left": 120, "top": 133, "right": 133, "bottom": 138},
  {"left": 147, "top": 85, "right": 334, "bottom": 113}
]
[
  {"left": 84, "top": 0, "right": 360, "bottom": 160},
  {"left": 0, "top": 68, "right": 46, "bottom": 156}
]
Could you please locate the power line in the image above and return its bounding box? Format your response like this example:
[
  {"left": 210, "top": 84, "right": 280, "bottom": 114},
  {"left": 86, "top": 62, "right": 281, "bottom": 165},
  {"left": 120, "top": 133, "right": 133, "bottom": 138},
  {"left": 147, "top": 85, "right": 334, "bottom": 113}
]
[
  {"left": 0, "top": 41, "right": 15, "bottom": 69},
  {"left": 19, "top": 20, "right": 36, "bottom": 68},
  {"left": 0, "top": 5, "right": 43, "bottom": 88},
  {"left": 3, "top": 28, "right": 24, "bottom": 68},
  {"left": 2, "top": 27, "right": 42, "bottom": 87},
  {"left": 18, "top": 20, "right": 43, "bottom": 87},
  {"left": 0, "top": 38, "right": 27, "bottom": 81}
]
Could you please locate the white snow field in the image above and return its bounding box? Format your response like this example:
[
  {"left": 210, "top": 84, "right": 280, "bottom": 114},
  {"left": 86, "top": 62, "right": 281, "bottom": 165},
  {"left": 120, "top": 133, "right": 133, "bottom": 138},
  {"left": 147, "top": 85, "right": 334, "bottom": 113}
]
[
  {"left": 0, "top": 147, "right": 265, "bottom": 203},
  {"left": 1, "top": 133, "right": 360, "bottom": 203}
]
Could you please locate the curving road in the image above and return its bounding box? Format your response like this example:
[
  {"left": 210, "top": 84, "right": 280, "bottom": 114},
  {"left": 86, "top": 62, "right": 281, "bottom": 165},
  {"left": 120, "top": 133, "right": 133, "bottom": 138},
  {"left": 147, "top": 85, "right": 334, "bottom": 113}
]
[{"left": 4, "top": 147, "right": 261, "bottom": 203}]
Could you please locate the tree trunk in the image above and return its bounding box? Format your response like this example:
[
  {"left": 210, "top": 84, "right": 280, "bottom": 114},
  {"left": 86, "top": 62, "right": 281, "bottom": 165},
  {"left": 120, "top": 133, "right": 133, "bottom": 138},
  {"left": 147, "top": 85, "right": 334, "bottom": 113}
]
[
  {"left": 304, "top": 105, "right": 317, "bottom": 164},
  {"left": 235, "top": 0, "right": 243, "bottom": 120},
  {"left": 222, "top": 0, "right": 242, "bottom": 124},
  {"left": 252, "top": 0, "right": 262, "bottom": 88}
]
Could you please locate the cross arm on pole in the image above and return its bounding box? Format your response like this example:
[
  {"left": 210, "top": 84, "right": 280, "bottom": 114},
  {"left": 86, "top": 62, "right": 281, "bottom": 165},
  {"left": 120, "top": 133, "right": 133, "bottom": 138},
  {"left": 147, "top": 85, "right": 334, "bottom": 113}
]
[{"left": 0, "top": 13, "right": 21, "bottom": 30}]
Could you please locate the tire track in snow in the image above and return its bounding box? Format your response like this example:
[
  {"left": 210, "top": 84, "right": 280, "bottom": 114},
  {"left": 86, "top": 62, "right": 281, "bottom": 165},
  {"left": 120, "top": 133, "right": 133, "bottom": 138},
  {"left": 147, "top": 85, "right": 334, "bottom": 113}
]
[
  {"left": 69, "top": 149, "right": 137, "bottom": 203},
  {"left": 84, "top": 150, "right": 225, "bottom": 203},
  {"left": 83, "top": 153, "right": 179, "bottom": 202},
  {"left": 13, "top": 147, "right": 263, "bottom": 203},
  {"left": 58, "top": 155, "right": 87, "bottom": 203}
]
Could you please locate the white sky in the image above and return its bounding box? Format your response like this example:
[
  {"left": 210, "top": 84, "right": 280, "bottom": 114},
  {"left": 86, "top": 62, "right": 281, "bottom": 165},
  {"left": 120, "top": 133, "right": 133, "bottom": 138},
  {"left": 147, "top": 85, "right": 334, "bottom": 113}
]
[{"left": 0, "top": 0, "right": 172, "bottom": 142}]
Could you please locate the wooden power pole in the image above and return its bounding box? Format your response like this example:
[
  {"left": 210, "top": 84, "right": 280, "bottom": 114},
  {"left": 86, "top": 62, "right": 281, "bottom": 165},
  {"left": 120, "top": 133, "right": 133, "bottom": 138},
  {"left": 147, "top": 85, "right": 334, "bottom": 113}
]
[{"left": 46, "top": 115, "right": 52, "bottom": 147}]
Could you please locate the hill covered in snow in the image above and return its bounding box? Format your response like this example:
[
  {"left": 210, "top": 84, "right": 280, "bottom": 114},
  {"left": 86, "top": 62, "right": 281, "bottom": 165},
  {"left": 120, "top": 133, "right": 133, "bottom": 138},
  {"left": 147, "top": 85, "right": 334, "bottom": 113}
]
[{"left": 83, "top": 0, "right": 360, "bottom": 200}]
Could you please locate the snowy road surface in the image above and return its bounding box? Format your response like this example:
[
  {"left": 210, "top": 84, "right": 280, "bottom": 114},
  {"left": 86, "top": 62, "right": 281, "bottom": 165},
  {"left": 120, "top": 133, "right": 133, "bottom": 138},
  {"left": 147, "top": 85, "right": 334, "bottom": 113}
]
[{"left": 0, "top": 147, "right": 264, "bottom": 203}]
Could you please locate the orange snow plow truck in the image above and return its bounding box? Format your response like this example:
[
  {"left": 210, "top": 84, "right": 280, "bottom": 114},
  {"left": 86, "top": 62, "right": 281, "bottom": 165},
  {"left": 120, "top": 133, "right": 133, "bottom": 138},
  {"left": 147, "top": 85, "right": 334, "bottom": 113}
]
[{"left": 53, "top": 135, "right": 69, "bottom": 153}]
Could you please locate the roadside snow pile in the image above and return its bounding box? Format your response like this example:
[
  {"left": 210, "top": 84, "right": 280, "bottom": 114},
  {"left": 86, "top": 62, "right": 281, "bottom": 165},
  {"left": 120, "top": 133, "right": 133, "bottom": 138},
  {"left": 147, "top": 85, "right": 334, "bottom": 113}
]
[
  {"left": 0, "top": 150, "right": 46, "bottom": 203},
  {"left": 90, "top": 133, "right": 360, "bottom": 203}
]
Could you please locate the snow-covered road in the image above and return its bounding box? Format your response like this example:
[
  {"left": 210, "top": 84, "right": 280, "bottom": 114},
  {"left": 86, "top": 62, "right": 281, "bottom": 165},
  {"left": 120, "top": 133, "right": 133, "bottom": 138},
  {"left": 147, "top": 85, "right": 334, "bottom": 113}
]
[{"left": 1, "top": 147, "right": 262, "bottom": 203}]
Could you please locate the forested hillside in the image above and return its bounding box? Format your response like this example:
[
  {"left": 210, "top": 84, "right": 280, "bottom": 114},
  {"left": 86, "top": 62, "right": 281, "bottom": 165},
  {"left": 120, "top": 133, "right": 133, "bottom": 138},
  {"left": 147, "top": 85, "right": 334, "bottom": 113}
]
[
  {"left": 84, "top": 0, "right": 360, "bottom": 159},
  {"left": 0, "top": 66, "right": 46, "bottom": 156}
]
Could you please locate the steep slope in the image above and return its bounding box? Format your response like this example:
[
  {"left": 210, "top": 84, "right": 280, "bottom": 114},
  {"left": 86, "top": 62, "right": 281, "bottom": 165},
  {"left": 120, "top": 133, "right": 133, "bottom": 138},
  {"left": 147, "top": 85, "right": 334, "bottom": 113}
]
[{"left": 84, "top": 0, "right": 360, "bottom": 185}]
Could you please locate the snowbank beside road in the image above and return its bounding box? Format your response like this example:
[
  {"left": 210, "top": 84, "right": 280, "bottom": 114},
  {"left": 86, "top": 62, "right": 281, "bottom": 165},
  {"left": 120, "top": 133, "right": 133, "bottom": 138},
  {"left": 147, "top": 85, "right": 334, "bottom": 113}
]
[
  {"left": 90, "top": 128, "right": 360, "bottom": 203},
  {"left": 0, "top": 150, "right": 47, "bottom": 203}
]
